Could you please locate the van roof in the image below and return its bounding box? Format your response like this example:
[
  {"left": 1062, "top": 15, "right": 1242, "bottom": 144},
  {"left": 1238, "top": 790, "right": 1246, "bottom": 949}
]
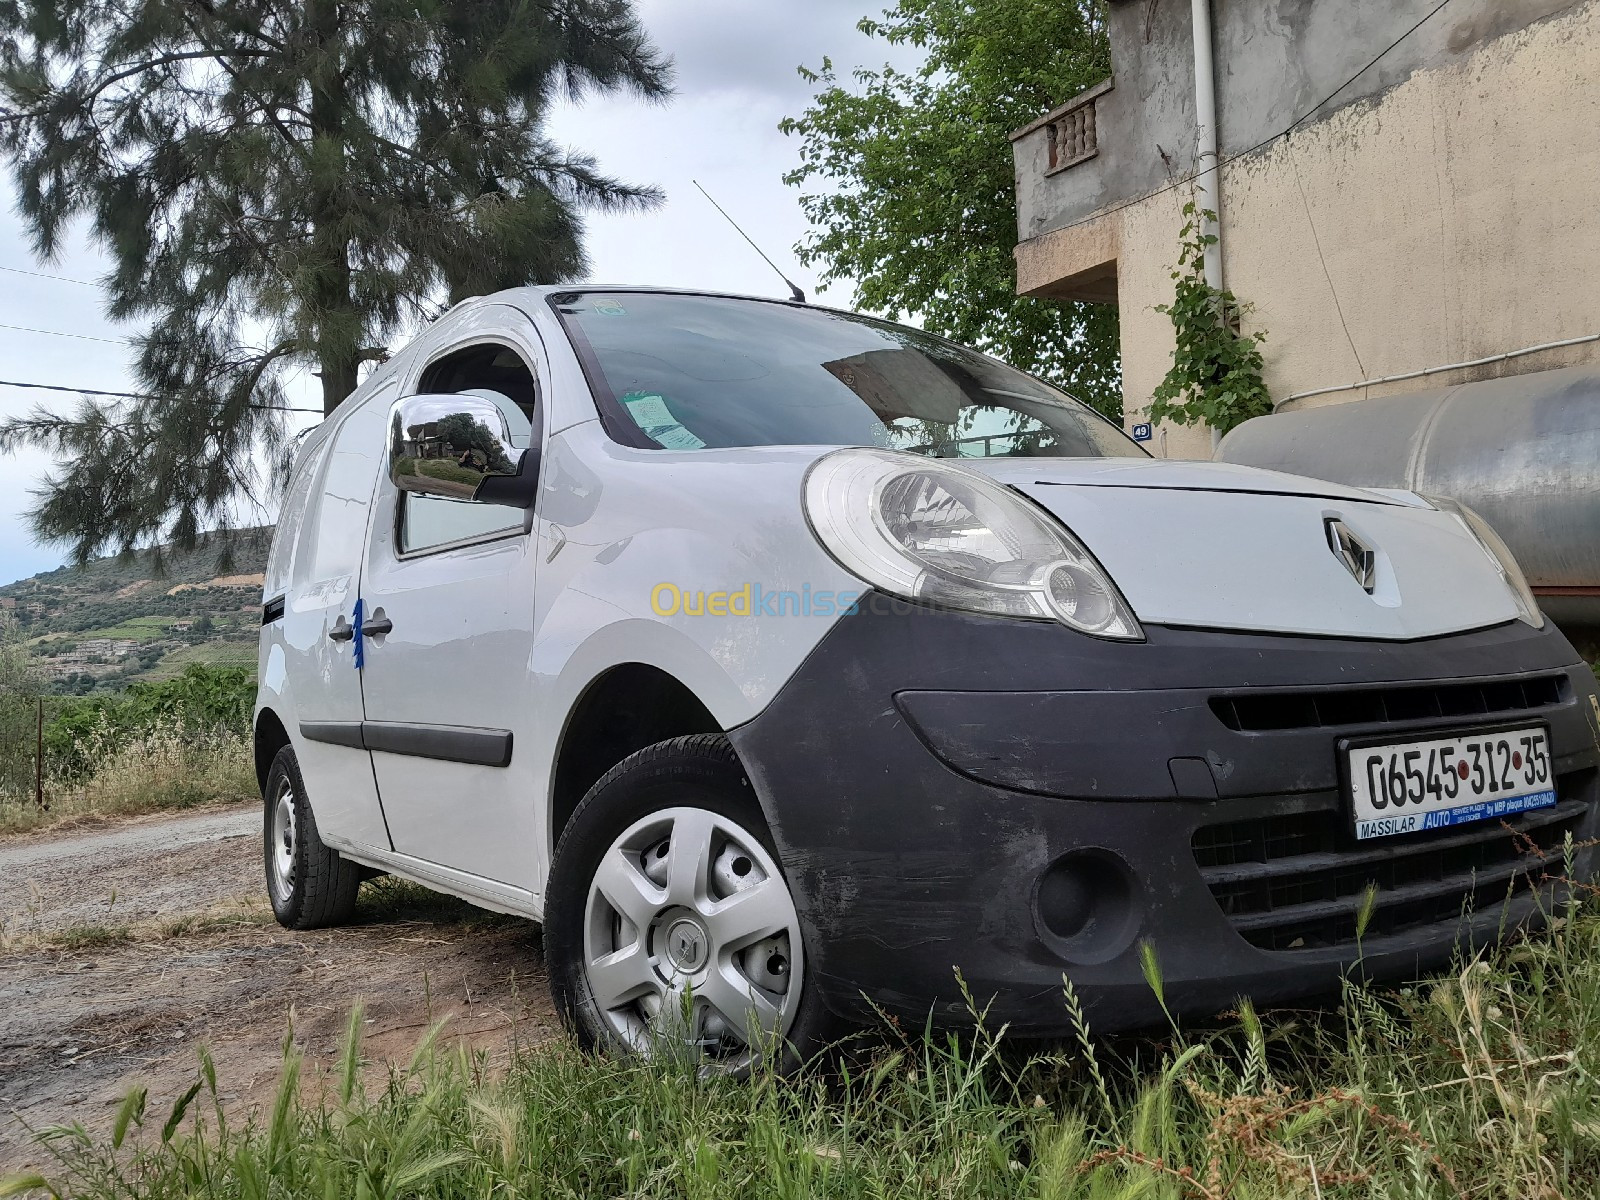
[{"left": 475, "top": 283, "right": 815, "bottom": 309}]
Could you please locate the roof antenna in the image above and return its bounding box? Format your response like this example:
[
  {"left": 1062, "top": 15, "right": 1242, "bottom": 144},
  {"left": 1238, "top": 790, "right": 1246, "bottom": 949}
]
[{"left": 692, "top": 179, "right": 806, "bottom": 303}]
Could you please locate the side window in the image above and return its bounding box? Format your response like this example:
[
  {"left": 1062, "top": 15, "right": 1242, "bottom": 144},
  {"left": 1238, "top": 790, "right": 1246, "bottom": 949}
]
[
  {"left": 399, "top": 342, "right": 539, "bottom": 555},
  {"left": 268, "top": 434, "right": 327, "bottom": 596},
  {"left": 304, "top": 396, "right": 390, "bottom": 586}
]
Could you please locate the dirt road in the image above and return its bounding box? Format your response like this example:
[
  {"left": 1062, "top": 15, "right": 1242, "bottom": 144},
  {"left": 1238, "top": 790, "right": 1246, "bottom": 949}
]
[{"left": 0, "top": 804, "right": 556, "bottom": 1175}]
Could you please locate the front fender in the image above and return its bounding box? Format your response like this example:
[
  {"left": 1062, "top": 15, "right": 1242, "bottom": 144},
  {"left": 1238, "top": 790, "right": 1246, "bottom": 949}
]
[{"left": 531, "top": 422, "right": 862, "bottom": 725}]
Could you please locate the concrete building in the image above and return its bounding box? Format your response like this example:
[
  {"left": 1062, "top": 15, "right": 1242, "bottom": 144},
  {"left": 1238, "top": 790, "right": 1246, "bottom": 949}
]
[
  {"left": 72, "top": 638, "right": 138, "bottom": 659},
  {"left": 1009, "top": 0, "right": 1600, "bottom": 459}
]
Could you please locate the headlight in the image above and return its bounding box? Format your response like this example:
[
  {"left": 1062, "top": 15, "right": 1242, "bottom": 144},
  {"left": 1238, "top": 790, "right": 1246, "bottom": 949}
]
[
  {"left": 803, "top": 448, "right": 1142, "bottom": 640},
  {"left": 1424, "top": 495, "right": 1543, "bottom": 629}
]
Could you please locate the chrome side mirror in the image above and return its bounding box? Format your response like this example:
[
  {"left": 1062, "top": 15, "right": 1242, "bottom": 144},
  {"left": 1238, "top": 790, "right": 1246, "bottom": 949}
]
[{"left": 388, "top": 393, "right": 537, "bottom": 508}]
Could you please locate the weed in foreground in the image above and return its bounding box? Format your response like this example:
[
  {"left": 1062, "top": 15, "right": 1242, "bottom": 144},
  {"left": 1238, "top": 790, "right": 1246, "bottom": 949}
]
[{"left": 7, "top": 901, "right": 1600, "bottom": 1199}]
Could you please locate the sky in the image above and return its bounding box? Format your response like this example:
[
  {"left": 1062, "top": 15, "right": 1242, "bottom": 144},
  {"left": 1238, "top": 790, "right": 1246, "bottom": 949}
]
[{"left": 0, "top": 0, "right": 923, "bottom": 588}]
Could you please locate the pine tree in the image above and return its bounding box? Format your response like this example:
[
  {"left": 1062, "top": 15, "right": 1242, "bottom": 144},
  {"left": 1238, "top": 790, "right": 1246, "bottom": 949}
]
[{"left": 0, "top": 0, "right": 670, "bottom": 562}]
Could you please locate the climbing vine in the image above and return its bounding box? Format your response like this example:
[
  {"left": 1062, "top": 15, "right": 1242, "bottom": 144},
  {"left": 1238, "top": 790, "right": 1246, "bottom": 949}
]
[{"left": 1146, "top": 198, "right": 1271, "bottom": 436}]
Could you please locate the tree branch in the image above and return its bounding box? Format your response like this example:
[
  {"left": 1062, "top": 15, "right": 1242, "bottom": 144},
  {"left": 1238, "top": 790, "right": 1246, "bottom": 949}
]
[{"left": 185, "top": 0, "right": 289, "bottom": 53}]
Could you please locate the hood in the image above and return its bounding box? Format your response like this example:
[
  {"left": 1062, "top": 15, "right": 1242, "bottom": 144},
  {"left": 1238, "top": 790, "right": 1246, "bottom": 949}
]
[
  {"left": 976, "top": 456, "right": 1431, "bottom": 505},
  {"left": 969, "top": 457, "right": 1522, "bottom": 640}
]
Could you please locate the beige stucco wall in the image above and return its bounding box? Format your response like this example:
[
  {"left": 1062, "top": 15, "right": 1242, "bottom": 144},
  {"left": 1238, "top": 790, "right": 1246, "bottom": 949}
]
[
  {"left": 1115, "top": 191, "right": 1216, "bottom": 461},
  {"left": 1023, "top": 0, "right": 1600, "bottom": 458}
]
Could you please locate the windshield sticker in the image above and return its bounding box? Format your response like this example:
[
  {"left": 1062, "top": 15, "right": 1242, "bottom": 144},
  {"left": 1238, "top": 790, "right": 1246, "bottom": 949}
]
[
  {"left": 623, "top": 392, "right": 706, "bottom": 450},
  {"left": 652, "top": 424, "right": 707, "bottom": 451},
  {"left": 591, "top": 297, "right": 627, "bottom": 316},
  {"left": 623, "top": 392, "right": 675, "bottom": 426}
]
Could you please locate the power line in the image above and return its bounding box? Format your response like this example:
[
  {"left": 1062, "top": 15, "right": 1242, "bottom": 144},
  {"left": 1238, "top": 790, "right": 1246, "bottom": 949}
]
[
  {"left": 0, "top": 378, "right": 165, "bottom": 401},
  {"left": 0, "top": 376, "right": 323, "bottom": 413},
  {"left": 1289, "top": 154, "right": 1365, "bottom": 378},
  {"left": 0, "top": 320, "right": 130, "bottom": 345},
  {"left": 0, "top": 263, "right": 97, "bottom": 287},
  {"left": 0, "top": 239, "right": 328, "bottom": 419},
  {"left": 1036, "top": 0, "right": 1461, "bottom": 241}
]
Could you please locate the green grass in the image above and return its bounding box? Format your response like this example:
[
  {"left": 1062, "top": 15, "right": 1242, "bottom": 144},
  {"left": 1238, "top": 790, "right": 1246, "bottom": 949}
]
[
  {"left": 11, "top": 894, "right": 1600, "bottom": 1199},
  {"left": 29, "top": 622, "right": 171, "bottom": 646},
  {"left": 0, "top": 898, "right": 271, "bottom": 957},
  {"left": 355, "top": 877, "right": 518, "bottom": 929},
  {"left": 30, "top": 625, "right": 255, "bottom": 654},
  {"left": 45, "top": 925, "right": 136, "bottom": 952},
  {"left": 413, "top": 458, "right": 485, "bottom": 488}
]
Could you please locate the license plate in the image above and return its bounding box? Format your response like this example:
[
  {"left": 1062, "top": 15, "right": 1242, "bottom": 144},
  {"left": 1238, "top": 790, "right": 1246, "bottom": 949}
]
[{"left": 1346, "top": 725, "right": 1555, "bottom": 840}]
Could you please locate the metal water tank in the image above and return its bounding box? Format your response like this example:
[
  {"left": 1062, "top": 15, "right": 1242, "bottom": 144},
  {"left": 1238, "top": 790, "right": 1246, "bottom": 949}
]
[{"left": 1217, "top": 365, "right": 1600, "bottom": 629}]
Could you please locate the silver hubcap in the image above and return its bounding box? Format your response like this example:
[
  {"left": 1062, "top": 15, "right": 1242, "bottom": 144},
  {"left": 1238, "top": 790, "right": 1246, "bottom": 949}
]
[
  {"left": 269, "top": 778, "right": 298, "bottom": 903},
  {"left": 583, "top": 806, "right": 803, "bottom": 1069}
]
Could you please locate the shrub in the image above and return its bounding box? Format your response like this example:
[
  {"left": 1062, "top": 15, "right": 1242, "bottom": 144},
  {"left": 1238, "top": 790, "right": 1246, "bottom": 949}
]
[
  {"left": 0, "top": 611, "right": 45, "bottom": 802},
  {"left": 66, "top": 722, "right": 256, "bottom": 819},
  {"left": 44, "top": 664, "right": 254, "bottom": 780},
  {"left": 0, "top": 717, "right": 255, "bottom": 836}
]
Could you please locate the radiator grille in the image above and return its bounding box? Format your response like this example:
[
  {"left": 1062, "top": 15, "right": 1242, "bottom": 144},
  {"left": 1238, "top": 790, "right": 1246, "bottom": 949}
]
[
  {"left": 1193, "top": 789, "right": 1587, "bottom": 952},
  {"left": 1210, "top": 674, "right": 1566, "bottom": 733}
]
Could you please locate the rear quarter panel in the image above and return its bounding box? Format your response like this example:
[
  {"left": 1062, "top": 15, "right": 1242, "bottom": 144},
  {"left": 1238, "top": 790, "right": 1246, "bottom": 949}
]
[{"left": 256, "top": 427, "right": 334, "bottom": 752}]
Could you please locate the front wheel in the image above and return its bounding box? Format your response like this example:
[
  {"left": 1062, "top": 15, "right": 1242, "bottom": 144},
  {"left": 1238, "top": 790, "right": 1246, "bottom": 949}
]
[{"left": 546, "top": 734, "right": 833, "bottom": 1074}]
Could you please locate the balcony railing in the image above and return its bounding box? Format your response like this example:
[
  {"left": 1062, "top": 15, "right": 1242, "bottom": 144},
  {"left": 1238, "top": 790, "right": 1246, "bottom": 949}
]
[
  {"left": 1050, "top": 103, "right": 1097, "bottom": 171},
  {"left": 1011, "top": 78, "right": 1113, "bottom": 176}
]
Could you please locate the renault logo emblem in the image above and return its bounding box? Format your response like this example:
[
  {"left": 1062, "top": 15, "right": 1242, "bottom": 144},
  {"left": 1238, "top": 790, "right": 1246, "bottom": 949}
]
[
  {"left": 1325, "top": 518, "right": 1377, "bottom": 593},
  {"left": 664, "top": 918, "right": 708, "bottom": 972}
]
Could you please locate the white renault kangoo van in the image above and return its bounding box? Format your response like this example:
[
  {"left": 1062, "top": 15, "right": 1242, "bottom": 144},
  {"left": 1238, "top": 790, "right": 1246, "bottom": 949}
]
[{"left": 257, "top": 286, "right": 1600, "bottom": 1070}]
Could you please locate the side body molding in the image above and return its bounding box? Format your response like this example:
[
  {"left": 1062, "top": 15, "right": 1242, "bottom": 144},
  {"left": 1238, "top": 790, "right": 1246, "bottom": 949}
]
[{"left": 300, "top": 720, "right": 513, "bottom": 768}]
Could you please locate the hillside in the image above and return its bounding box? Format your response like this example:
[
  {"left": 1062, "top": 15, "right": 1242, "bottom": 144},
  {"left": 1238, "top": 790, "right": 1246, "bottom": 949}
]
[{"left": 0, "top": 528, "right": 271, "bottom": 693}]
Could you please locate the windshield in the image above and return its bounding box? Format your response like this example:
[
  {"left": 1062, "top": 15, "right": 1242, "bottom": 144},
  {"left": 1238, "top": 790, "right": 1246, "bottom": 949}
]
[{"left": 551, "top": 291, "right": 1145, "bottom": 459}]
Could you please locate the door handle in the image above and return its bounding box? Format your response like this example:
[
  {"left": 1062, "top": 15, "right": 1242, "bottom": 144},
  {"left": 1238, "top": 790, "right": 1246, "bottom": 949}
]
[
  {"left": 328, "top": 616, "right": 355, "bottom": 642},
  {"left": 361, "top": 614, "right": 393, "bottom": 637}
]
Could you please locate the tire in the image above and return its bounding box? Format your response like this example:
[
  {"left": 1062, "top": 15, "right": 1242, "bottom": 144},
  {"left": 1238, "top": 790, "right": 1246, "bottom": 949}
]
[
  {"left": 263, "top": 744, "right": 363, "bottom": 930},
  {"left": 546, "top": 734, "right": 836, "bottom": 1074}
]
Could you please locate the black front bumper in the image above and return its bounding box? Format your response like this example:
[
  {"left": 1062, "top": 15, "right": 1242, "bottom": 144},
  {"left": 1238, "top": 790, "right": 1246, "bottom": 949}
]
[{"left": 728, "top": 597, "right": 1600, "bottom": 1036}]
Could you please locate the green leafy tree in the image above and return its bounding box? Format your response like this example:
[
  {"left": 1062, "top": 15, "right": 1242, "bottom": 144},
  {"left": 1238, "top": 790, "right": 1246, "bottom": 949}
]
[
  {"left": 781, "top": 0, "right": 1121, "bottom": 417},
  {"left": 0, "top": 0, "right": 671, "bottom": 563},
  {"left": 1146, "top": 200, "right": 1271, "bottom": 435},
  {"left": 435, "top": 413, "right": 516, "bottom": 474}
]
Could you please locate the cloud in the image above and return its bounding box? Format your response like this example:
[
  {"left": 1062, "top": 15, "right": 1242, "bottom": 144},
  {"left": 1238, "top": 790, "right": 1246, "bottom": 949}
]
[
  {"left": 544, "top": 3, "right": 924, "bottom": 305},
  {"left": 633, "top": 0, "right": 907, "bottom": 107}
]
